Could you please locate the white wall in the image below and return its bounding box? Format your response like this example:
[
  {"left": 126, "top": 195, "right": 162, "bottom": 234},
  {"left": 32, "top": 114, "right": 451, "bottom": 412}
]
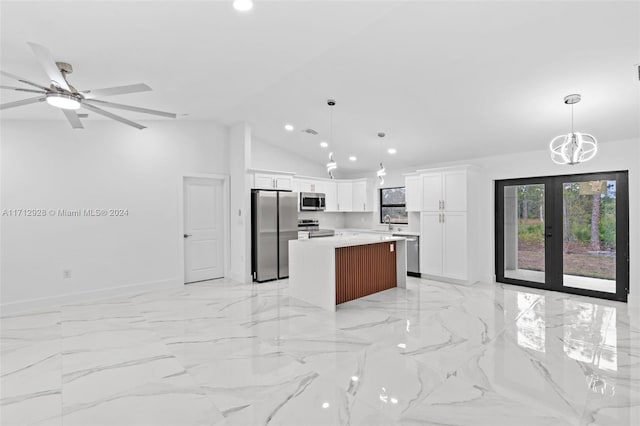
[
  {"left": 252, "top": 137, "right": 327, "bottom": 177},
  {"left": 468, "top": 138, "right": 639, "bottom": 296},
  {"left": 1, "top": 120, "right": 229, "bottom": 311},
  {"left": 228, "top": 123, "right": 252, "bottom": 283},
  {"left": 341, "top": 138, "right": 638, "bottom": 300}
]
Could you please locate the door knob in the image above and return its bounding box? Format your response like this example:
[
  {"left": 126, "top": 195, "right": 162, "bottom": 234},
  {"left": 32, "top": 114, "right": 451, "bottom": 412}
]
[{"left": 184, "top": 234, "right": 192, "bottom": 238}]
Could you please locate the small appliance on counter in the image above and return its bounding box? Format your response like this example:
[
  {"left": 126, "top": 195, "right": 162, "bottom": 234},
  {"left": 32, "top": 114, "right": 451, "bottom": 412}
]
[
  {"left": 298, "top": 219, "right": 335, "bottom": 238},
  {"left": 300, "top": 192, "right": 326, "bottom": 211}
]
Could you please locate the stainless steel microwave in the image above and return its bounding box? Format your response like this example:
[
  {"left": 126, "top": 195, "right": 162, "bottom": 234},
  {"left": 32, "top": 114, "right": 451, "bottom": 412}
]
[{"left": 300, "top": 192, "right": 326, "bottom": 211}]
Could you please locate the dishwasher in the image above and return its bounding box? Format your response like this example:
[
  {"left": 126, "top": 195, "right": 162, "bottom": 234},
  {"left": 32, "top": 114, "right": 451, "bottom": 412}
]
[{"left": 393, "top": 234, "right": 420, "bottom": 277}]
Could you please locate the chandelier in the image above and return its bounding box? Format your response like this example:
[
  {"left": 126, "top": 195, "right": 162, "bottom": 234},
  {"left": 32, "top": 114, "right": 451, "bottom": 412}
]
[{"left": 549, "top": 94, "right": 597, "bottom": 165}]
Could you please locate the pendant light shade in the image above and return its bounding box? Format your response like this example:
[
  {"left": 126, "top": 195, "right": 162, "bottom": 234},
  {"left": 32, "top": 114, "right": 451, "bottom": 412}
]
[
  {"left": 376, "top": 132, "right": 387, "bottom": 185},
  {"left": 549, "top": 94, "right": 597, "bottom": 165},
  {"left": 377, "top": 162, "right": 386, "bottom": 185},
  {"left": 327, "top": 151, "right": 337, "bottom": 179},
  {"left": 326, "top": 99, "right": 337, "bottom": 178}
]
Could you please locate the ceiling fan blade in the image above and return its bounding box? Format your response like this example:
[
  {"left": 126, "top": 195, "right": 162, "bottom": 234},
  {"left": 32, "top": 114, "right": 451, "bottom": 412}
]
[
  {"left": 27, "top": 42, "right": 71, "bottom": 91},
  {"left": 81, "top": 83, "right": 151, "bottom": 99},
  {"left": 62, "top": 109, "right": 84, "bottom": 129},
  {"left": 1, "top": 70, "right": 50, "bottom": 91},
  {"left": 0, "top": 84, "right": 46, "bottom": 94},
  {"left": 0, "top": 96, "right": 46, "bottom": 110},
  {"left": 83, "top": 99, "right": 176, "bottom": 118},
  {"left": 81, "top": 102, "right": 146, "bottom": 130}
]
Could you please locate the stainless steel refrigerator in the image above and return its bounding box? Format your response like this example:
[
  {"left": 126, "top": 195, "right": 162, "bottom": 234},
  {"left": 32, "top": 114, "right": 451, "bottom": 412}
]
[{"left": 251, "top": 190, "right": 298, "bottom": 282}]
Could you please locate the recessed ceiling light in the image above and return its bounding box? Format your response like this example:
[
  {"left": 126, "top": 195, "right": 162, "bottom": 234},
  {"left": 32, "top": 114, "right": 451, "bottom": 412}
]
[
  {"left": 322, "top": 402, "right": 330, "bottom": 409},
  {"left": 349, "top": 156, "right": 357, "bottom": 162},
  {"left": 388, "top": 148, "right": 397, "bottom": 154},
  {"left": 284, "top": 124, "right": 294, "bottom": 132},
  {"left": 320, "top": 141, "right": 328, "bottom": 148},
  {"left": 233, "top": 0, "right": 253, "bottom": 12}
]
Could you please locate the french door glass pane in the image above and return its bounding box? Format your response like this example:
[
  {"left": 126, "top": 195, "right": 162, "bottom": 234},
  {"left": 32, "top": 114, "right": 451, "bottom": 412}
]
[
  {"left": 503, "top": 184, "right": 545, "bottom": 283},
  {"left": 562, "top": 180, "right": 616, "bottom": 293}
]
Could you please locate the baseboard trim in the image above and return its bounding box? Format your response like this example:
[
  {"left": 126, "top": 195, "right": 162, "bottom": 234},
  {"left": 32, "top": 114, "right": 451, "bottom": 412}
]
[
  {"left": 1, "top": 278, "right": 182, "bottom": 316},
  {"left": 419, "top": 273, "right": 474, "bottom": 286}
]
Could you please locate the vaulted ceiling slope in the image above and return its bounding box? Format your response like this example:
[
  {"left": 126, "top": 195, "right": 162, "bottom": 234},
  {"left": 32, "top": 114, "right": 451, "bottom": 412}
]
[{"left": 1, "top": 1, "right": 638, "bottom": 172}]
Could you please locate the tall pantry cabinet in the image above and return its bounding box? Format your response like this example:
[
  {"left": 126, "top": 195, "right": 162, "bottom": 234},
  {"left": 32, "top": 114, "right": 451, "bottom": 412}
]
[{"left": 406, "top": 166, "right": 478, "bottom": 283}]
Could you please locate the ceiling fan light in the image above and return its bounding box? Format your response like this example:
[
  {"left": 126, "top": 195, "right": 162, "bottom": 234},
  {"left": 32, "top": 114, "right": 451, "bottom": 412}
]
[
  {"left": 46, "top": 93, "right": 80, "bottom": 110},
  {"left": 233, "top": 0, "right": 253, "bottom": 12}
]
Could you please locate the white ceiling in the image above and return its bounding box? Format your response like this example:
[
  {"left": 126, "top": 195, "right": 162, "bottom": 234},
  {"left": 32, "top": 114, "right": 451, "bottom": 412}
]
[{"left": 1, "top": 1, "right": 639, "bottom": 173}]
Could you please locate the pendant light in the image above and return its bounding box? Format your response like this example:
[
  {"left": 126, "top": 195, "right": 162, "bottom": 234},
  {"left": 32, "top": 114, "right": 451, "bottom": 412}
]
[
  {"left": 549, "top": 94, "right": 597, "bottom": 165},
  {"left": 326, "top": 99, "right": 337, "bottom": 178},
  {"left": 376, "top": 132, "right": 386, "bottom": 185}
]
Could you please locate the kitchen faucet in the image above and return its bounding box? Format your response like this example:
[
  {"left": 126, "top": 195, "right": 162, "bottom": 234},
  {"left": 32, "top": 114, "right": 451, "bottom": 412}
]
[{"left": 384, "top": 214, "right": 392, "bottom": 231}]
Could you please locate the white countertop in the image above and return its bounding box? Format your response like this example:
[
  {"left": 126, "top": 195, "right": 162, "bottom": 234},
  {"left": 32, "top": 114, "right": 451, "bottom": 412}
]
[
  {"left": 290, "top": 234, "right": 406, "bottom": 248},
  {"left": 334, "top": 228, "right": 420, "bottom": 237}
]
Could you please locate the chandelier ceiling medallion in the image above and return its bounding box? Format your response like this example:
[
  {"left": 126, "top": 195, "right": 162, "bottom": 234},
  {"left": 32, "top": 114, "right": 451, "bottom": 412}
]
[{"left": 549, "top": 94, "right": 598, "bottom": 165}]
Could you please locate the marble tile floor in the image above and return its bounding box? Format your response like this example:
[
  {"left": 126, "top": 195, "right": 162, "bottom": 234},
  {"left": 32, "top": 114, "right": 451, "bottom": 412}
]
[{"left": 1, "top": 277, "right": 638, "bottom": 426}]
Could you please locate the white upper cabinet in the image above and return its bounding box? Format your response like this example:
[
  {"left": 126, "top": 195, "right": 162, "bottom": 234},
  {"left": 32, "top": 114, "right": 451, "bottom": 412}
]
[
  {"left": 337, "top": 182, "right": 353, "bottom": 212},
  {"left": 254, "top": 172, "right": 293, "bottom": 190},
  {"left": 421, "top": 168, "right": 467, "bottom": 212},
  {"left": 352, "top": 180, "right": 371, "bottom": 212},
  {"left": 324, "top": 181, "right": 338, "bottom": 212},
  {"left": 296, "top": 179, "right": 324, "bottom": 194},
  {"left": 421, "top": 172, "right": 443, "bottom": 212},
  {"left": 405, "top": 175, "right": 422, "bottom": 212},
  {"left": 442, "top": 170, "right": 467, "bottom": 212}
]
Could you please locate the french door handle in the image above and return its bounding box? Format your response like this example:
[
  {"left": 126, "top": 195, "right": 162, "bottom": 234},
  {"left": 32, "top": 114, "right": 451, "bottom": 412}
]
[
  {"left": 545, "top": 232, "right": 552, "bottom": 237},
  {"left": 184, "top": 234, "right": 192, "bottom": 238}
]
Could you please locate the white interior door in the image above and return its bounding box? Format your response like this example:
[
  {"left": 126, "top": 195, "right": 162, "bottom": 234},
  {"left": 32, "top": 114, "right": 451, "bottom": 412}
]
[{"left": 184, "top": 177, "right": 224, "bottom": 283}]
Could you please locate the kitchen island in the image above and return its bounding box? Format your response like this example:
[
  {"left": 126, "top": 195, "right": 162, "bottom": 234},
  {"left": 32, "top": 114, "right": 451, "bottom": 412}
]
[{"left": 289, "top": 235, "right": 406, "bottom": 311}]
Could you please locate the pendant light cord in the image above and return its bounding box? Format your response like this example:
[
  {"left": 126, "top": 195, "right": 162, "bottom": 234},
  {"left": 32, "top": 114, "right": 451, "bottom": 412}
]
[{"left": 571, "top": 103, "right": 574, "bottom": 134}]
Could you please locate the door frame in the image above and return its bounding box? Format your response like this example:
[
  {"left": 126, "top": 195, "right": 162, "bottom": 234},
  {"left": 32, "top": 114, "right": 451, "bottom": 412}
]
[
  {"left": 178, "top": 174, "right": 230, "bottom": 284},
  {"left": 495, "top": 170, "right": 629, "bottom": 302}
]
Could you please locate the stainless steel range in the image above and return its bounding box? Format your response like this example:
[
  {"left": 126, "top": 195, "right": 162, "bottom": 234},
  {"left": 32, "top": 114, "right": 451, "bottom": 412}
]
[{"left": 298, "top": 219, "right": 335, "bottom": 238}]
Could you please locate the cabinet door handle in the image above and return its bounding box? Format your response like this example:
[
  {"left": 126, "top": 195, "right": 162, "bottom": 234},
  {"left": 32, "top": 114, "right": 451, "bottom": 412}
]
[
  {"left": 442, "top": 200, "right": 445, "bottom": 210},
  {"left": 442, "top": 213, "right": 445, "bottom": 223}
]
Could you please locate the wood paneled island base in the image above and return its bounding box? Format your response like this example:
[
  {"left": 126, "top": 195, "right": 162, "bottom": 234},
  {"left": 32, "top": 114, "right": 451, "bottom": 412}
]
[
  {"left": 289, "top": 235, "right": 406, "bottom": 311},
  {"left": 335, "top": 242, "right": 397, "bottom": 304}
]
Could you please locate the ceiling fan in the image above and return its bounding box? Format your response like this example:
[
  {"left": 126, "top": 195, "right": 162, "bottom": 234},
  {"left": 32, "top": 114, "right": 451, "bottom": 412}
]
[{"left": 0, "top": 42, "right": 176, "bottom": 130}]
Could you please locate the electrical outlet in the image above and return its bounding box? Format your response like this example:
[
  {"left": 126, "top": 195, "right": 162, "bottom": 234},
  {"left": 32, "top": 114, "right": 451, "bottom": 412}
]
[{"left": 62, "top": 270, "right": 71, "bottom": 279}]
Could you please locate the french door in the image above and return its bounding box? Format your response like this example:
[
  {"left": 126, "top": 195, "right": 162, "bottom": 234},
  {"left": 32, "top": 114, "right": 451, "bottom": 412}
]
[{"left": 495, "top": 171, "right": 629, "bottom": 302}]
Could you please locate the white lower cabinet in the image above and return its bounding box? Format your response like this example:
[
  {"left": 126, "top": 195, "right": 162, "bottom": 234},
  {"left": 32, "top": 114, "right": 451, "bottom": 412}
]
[
  {"left": 420, "top": 211, "right": 468, "bottom": 281},
  {"left": 420, "top": 212, "right": 443, "bottom": 276},
  {"left": 442, "top": 212, "right": 467, "bottom": 280}
]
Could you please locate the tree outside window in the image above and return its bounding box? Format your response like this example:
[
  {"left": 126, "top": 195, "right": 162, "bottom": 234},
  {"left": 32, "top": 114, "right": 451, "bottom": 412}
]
[{"left": 380, "top": 187, "right": 407, "bottom": 224}]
